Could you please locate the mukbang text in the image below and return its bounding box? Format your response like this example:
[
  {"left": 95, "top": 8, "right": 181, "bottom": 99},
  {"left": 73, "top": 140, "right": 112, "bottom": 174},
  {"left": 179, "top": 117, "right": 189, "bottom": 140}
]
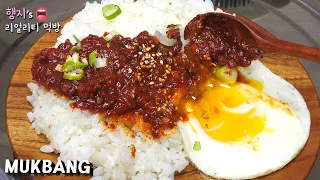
[{"left": 5, "top": 159, "right": 93, "bottom": 176}]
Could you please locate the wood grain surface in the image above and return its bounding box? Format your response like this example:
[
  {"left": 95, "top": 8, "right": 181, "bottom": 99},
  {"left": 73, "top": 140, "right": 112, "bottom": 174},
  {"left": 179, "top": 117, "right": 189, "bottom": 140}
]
[{"left": 6, "top": 18, "right": 320, "bottom": 180}]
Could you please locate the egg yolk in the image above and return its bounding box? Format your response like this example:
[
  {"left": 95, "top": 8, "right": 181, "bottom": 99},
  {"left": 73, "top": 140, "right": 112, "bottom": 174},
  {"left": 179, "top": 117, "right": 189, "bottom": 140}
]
[
  {"left": 186, "top": 80, "right": 266, "bottom": 142},
  {"left": 238, "top": 73, "right": 264, "bottom": 91}
]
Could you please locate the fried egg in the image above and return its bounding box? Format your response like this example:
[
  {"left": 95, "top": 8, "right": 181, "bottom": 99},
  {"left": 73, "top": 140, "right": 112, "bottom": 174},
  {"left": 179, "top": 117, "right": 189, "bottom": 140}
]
[{"left": 178, "top": 60, "right": 310, "bottom": 179}]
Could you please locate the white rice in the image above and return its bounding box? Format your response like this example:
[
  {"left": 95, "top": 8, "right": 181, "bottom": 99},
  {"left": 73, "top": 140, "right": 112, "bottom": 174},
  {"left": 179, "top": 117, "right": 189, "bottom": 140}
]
[
  {"left": 27, "top": 83, "right": 188, "bottom": 179},
  {"left": 55, "top": 0, "right": 220, "bottom": 47},
  {"left": 28, "top": 0, "right": 219, "bottom": 179}
]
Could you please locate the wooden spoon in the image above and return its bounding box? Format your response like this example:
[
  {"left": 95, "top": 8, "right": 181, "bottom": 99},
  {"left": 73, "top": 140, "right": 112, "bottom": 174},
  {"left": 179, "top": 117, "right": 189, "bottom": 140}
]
[{"left": 215, "top": 10, "right": 320, "bottom": 63}]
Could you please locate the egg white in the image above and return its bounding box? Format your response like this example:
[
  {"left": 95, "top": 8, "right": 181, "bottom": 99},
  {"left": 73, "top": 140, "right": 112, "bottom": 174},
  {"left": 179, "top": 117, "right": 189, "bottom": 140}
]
[{"left": 178, "top": 60, "right": 310, "bottom": 179}]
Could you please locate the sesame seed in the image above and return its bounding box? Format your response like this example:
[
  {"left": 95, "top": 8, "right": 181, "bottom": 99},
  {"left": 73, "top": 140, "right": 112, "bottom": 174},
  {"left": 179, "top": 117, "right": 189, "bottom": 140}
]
[
  {"left": 134, "top": 54, "right": 138, "bottom": 58},
  {"left": 152, "top": 53, "right": 155, "bottom": 57},
  {"left": 169, "top": 52, "right": 173, "bottom": 56},
  {"left": 107, "top": 43, "right": 110, "bottom": 48},
  {"left": 160, "top": 60, "right": 163, "bottom": 65},
  {"left": 138, "top": 52, "right": 143, "bottom": 55},
  {"left": 158, "top": 77, "right": 165, "bottom": 82},
  {"left": 166, "top": 70, "right": 170, "bottom": 74},
  {"left": 137, "top": 76, "right": 142, "bottom": 81},
  {"left": 151, "top": 44, "right": 155, "bottom": 48},
  {"left": 146, "top": 47, "right": 151, "bottom": 51},
  {"left": 144, "top": 60, "right": 149, "bottom": 64},
  {"left": 149, "top": 81, "right": 155, "bottom": 85}
]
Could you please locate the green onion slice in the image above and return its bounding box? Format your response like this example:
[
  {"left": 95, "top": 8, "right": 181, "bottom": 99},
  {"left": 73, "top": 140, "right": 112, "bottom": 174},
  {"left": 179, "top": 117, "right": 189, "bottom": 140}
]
[
  {"left": 102, "top": 4, "right": 122, "bottom": 20},
  {"left": 103, "top": 30, "right": 118, "bottom": 41},
  {"left": 193, "top": 141, "right": 201, "bottom": 151},
  {"left": 93, "top": 58, "right": 107, "bottom": 68},
  {"left": 64, "top": 69, "right": 85, "bottom": 80},
  {"left": 81, "top": 58, "right": 89, "bottom": 66},
  {"left": 55, "top": 64, "right": 63, "bottom": 72},
  {"left": 71, "top": 45, "right": 82, "bottom": 52},
  {"left": 73, "top": 34, "right": 80, "bottom": 43},
  {"left": 89, "top": 50, "right": 98, "bottom": 67},
  {"left": 75, "top": 61, "right": 88, "bottom": 69},
  {"left": 63, "top": 60, "right": 76, "bottom": 72},
  {"left": 215, "top": 66, "right": 238, "bottom": 84},
  {"left": 64, "top": 60, "right": 88, "bottom": 72},
  {"left": 103, "top": 36, "right": 110, "bottom": 41}
]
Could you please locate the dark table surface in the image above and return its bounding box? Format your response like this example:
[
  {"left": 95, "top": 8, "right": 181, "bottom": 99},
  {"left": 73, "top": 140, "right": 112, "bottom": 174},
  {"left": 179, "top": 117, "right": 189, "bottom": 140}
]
[{"left": 0, "top": 0, "right": 319, "bottom": 179}]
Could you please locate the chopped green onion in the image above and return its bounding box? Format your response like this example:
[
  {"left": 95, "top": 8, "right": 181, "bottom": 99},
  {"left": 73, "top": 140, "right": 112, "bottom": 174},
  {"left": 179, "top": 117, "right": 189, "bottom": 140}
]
[
  {"left": 193, "top": 141, "right": 201, "bottom": 151},
  {"left": 75, "top": 62, "right": 88, "bottom": 69},
  {"left": 89, "top": 50, "right": 98, "bottom": 67},
  {"left": 94, "top": 58, "right": 107, "bottom": 68},
  {"left": 81, "top": 58, "right": 88, "bottom": 66},
  {"left": 63, "top": 60, "right": 76, "bottom": 72},
  {"left": 72, "top": 53, "right": 80, "bottom": 62},
  {"left": 64, "top": 60, "right": 88, "bottom": 72},
  {"left": 215, "top": 66, "right": 238, "bottom": 84},
  {"left": 110, "top": 30, "right": 118, "bottom": 36},
  {"left": 71, "top": 45, "right": 82, "bottom": 52},
  {"left": 64, "top": 69, "right": 85, "bottom": 80},
  {"left": 103, "top": 30, "right": 118, "bottom": 41},
  {"left": 102, "top": 4, "right": 122, "bottom": 20},
  {"left": 58, "top": 53, "right": 88, "bottom": 80},
  {"left": 55, "top": 64, "right": 63, "bottom": 72},
  {"left": 73, "top": 34, "right": 80, "bottom": 43},
  {"left": 103, "top": 36, "right": 110, "bottom": 41}
]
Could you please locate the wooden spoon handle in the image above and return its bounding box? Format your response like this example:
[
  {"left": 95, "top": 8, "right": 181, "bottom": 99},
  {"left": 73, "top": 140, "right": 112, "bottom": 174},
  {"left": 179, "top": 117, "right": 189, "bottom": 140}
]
[
  {"left": 257, "top": 38, "right": 320, "bottom": 63},
  {"left": 235, "top": 14, "right": 320, "bottom": 63}
]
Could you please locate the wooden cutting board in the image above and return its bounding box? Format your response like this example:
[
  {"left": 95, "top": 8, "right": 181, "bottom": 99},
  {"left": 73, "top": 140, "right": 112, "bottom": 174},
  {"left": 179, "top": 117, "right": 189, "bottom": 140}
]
[{"left": 6, "top": 18, "right": 320, "bottom": 180}]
